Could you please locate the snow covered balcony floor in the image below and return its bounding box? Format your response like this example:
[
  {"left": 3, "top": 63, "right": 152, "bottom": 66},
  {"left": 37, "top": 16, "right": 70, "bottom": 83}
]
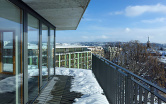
[{"left": 33, "top": 68, "right": 109, "bottom": 104}]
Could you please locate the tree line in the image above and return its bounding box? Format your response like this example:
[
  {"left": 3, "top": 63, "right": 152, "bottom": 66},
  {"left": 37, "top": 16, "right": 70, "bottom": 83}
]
[{"left": 104, "top": 40, "right": 166, "bottom": 88}]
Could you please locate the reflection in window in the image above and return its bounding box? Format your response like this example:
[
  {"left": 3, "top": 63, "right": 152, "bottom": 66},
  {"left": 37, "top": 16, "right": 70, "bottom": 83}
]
[
  {"left": 0, "top": 1, "right": 22, "bottom": 104},
  {"left": 42, "top": 24, "right": 48, "bottom": 86},
  {"left": 2, "top": 32, "right": 13, "bottom": 72},
  {"left": 28, "top": 14, "right": 39, "bottom": 103},
  {"left": 50, "top": 28, "right": 54, "bottom": 77}
]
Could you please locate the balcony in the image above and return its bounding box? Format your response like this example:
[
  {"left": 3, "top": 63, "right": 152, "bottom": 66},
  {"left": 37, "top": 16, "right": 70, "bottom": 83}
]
[
  {"left": 1, "top": 0, "right": 166, "bottom": 104},
  {"left": 34, "top": 68, "right": 109, "bottom": 104},
  {"left": 32, "top": 54, "right": 166, "bottom": 104}
]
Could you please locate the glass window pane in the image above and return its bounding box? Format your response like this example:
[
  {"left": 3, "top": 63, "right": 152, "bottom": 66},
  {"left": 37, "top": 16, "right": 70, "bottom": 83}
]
[
  {"left": 3, "top": 32, "right": 13, "bottom": 72},
  {"left": 50, "top": 28, "right": 54, "bottom": 76},
  {"left": 0, "top": 1, "right": 22, "bottom": 104},
  {"left": 42, "top": 24, "right": 48, "bottom": 86},
  {"left": 28, "top": 14, "right": 39, "bottom": 103}
]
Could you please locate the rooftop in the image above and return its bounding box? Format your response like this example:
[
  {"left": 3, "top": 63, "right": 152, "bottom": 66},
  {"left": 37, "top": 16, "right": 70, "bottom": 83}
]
[{"left": 56, "top": 45, "right": 89, "bottom": 49}]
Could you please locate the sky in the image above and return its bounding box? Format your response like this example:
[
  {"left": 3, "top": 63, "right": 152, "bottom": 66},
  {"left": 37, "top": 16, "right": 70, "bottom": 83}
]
[{"left": 56, "top": 0, "right": 166, "bottom": 43}]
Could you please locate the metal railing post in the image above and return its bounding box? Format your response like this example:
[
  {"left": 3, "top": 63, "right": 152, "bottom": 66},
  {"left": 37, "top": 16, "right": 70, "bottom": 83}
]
[
  {"left": 125, "top": 74, "right": 131, "bottom": 104},
  {"left": 150, "top": 86, "right": 154, "bottom": 104}
]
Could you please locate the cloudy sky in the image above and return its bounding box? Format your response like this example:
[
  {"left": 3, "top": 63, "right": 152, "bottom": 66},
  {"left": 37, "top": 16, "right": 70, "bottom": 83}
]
[{"left": 57, "top": 0, "right": 166, "bottom": 43}]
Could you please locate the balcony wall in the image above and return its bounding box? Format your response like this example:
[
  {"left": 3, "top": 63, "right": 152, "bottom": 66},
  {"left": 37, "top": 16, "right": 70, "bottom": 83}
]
[{"left": 56, "top": 49, "right": 92, "bottom": 69}]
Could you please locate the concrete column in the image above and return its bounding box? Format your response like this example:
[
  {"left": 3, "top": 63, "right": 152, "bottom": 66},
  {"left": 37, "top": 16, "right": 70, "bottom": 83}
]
[
  {"left": 81, "top": 53, "right": 82, "bottom": 68},
  {"left": 36, "top": 57, "right": 38, "bottom": 66},
  {"left": 87, "top": 52, "right": 88, "bottom": 69},
  {"left": 59, "top": 54, "right": 60, "bottom": 67},
  {"left": 30, "top": 57, "right": 32, "bottom": 65},
  {"left": 69, "top": 53, "right": 71, "bottom": 68},
  {"left": 74, "top": 53, "right": 76, "bottom": 68},
  {"left": 77, "top": 53, "right": 79, "bottom": 69},
  {"left": 84, "top": 53, "right": 86, "bottom": 69},
  {"left": 65, "top": 54, "right": 67, "bottom": 67}
]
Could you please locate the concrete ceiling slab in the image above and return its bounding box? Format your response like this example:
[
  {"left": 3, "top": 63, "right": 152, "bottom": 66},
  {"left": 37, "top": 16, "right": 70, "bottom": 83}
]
[{"left": 22, "top": 0, "right": 90, "bottom": 30}]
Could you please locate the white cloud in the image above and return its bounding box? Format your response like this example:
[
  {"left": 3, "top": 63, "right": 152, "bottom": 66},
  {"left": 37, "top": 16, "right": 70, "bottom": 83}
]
[
  {"left": 141, "top": 17, "right": 166, "bottom": 23},
  {"left": 109, "top": 12, "right": 113, "bottom": 15},
  {"left": 82, "top": 18, "right": 102, "bottom": 22},
  {"left": 125, "top": 3, "right": 166, "bottom": 17},
  {"left": 108, "top": 27, "right": 166, "bottom": 43},
  {"left": 114, "top": 11, "right": 123, "bottom": 15},
  {"left": 109, "top": 11, "right": 123, "bottom": 15},
  {"left": 82, "top": 26, "right": 166, "bottom": 43},
  {"left": 82, "top": 36, "right": 89, "bottom": 39},
  {"left": 82, "top": 35, "right": 109, "bottom": 40},
  {"left": 57, "top": 25, "right": 166, "bottom": 43},
  {"left": 125, "top": 28, "right": 131, "bottom": 32},
  {"left": 101, "top": 35, "right": 108, "bottom": 39}
]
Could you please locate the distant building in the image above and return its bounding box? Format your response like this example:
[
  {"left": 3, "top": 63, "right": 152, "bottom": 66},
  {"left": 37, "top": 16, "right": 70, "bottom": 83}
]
[
  {"left": 108, "top": 46, "right": 122, "bottom": 61},
  {"left": 147, "top": 36, "right": 151, "bottom": 48},
  {"left": 56, "top": 45, "right": 92, "bottom": 69},
  {"left": 88, "top": 46, "right": 105, "bottom": 57},
  {"left": 146, "top": 37, "right": 160, "bottom": 56}
]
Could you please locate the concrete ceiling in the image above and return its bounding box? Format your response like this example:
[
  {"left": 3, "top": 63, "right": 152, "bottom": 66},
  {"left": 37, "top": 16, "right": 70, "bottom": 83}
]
[{"left": 22, "top": 0, "right": 90, "bottom": 30}]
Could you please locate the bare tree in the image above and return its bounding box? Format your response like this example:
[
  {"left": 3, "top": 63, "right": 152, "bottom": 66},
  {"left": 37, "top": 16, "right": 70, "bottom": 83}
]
[{"left": 114, "top": 40, "right": 166, "bottom": 88}]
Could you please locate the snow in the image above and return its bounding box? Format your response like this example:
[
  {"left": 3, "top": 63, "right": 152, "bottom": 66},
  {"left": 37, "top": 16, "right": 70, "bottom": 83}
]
[
  {"left": 0, "top": 65, "right": 51, "bottom": 93},
  {"left": 159, "top": 56, "right": 166, "bottom": 63},
  {"left": 158, "top": 51, "right": 166, "bottom": 56},
  {"left": 137, "top": 95, "right": 159, "bottom": 104},
  {"left": 0, "top": 66, "right": 165, "bottom": 104},
  {"left": 3, "top": 64, "right": 13, "bottom": 72},
  {"left": 28, "top": 65, "right": 54, "bottom": 77},
  {"left": 56, "top": 68, "right": 109, "bottom": 104},
  {"left": 74, "top": 94, "right": 109, "bottom": 104},
  {"left": 0, "top": 74, "right": 22, "bottom": 93}
]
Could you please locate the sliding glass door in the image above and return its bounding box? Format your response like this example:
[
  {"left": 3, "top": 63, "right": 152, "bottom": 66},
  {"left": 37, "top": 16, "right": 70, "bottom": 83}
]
[
  {"left": 27, "top": 14, "right": 39, "bottom": 103},
  {"left": 0, "top": 1, "right": 22, "bottom": 104},
  {"left": 50, "top": 28, "right": 55, "bottom": 77},
  {"left": 0, "top": 1, "right": 56, "bottom": 103},
  {"left": 42, "top": 24, "right": 48, "bottom": 86}
]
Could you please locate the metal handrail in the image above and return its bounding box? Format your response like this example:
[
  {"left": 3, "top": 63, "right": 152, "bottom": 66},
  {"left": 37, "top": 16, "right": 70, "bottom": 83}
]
[
  {"left": 95, "top": 54, "right": 166, "bottom": 94},
  {"left": 92, "top": 54, "right": 166, "bottom": 104}
]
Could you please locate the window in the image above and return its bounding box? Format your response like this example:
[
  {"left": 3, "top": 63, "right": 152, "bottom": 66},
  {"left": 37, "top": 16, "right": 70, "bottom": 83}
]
[
  {"left": 0, "top": 1, "right": 22, "bottom": 103},
  {"left": 42, "top": 24, "right": 48, "bottom": 86},
  {"left": 50, "top": 28, "right": 54, "bottom": 76},
  {"left": 27, "top": 14, "right": 39, "bottom": 102}
]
